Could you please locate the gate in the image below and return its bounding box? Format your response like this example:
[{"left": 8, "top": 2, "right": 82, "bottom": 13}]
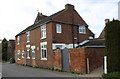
[{"left": 61, "top": 48, "right": 70, "bottom": 71}]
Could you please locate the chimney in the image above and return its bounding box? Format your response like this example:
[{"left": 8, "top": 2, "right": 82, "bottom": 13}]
[
  {"left": 39, "top": 12, "right": 42, "bottom": 16},
  {"left": 65, "top": 4, "right": 74, "bottom": 9},
  {"left": 105, "top": 19, "right": 109, "bottom": 24}
]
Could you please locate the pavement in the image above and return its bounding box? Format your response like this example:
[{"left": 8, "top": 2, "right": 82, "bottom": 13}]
[{"left": 80, "top": 66, "right": 104, "bottom": 77}]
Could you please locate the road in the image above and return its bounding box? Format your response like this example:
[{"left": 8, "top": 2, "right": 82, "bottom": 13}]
[
  {"left": 0, "top": 62, "right": 2, "bottom": 79},
  {"left": 2, "top": 63, "right": 77, "bottom": 77}
]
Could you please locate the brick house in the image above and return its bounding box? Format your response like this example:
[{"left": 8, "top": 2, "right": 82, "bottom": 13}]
[{"left": 15, "top": 4, "right": 94, "bottom": 68}]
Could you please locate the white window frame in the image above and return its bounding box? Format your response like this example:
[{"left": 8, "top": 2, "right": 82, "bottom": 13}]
[
  {"left": 17, "top": 50, "right": 20, "bottom": 60},
  {"left": 31, "top": 46, "right": 35, "bottom": 59},
  {"left": 41, "top": 25, "right": 46, "bottom": 39},
  {"left": 56, "top": 24, "right": 62, "bottom": 33},
  {"left": 27, "top": 48, "right": 30, "bottom": 59},
  {"left": 17, "top": 36, "right": 20, "bottom": 45},
  {"left": 40, "top": 42, "right": 47, "bottom": 60},
  {"left": 79, "top": 25, "right": 86, "bottom": 34},
  {"left": 22, "top": 51, "right": 24, "bottom": 58},
  {"left": 26, "top": 31, "right": 30, "bottom": 43}
]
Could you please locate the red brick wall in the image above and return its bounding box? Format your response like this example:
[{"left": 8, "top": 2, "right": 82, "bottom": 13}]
[
  {"left": 53, "top": 49, "right": 62, "bottom": 69},
  {"left": 53, "top": 47, "right": 104, "bottom": 73},
  {"left": 69, "top": 48, "right": 86, "bottom": 73},
  {"left": 85, "top": 47, "right": 104, "bottom": 72},
  {"left": 53, "top": 48, "right": 86, "bottom": 73}
]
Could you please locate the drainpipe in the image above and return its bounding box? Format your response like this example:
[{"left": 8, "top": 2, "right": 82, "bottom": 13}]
[{"left": 71, "top": 9, "right": 75, "bottom": 48}]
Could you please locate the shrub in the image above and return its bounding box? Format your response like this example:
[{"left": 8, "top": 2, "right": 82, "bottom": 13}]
[
  {"left": 102, "top": 72, "right": 120, "bottom": 79},
  {"left": 105, "top": 20, "right": 120, "bottom": 72},
  {"left": 9, "top": 58, "right": 15, "bottom": 63}
]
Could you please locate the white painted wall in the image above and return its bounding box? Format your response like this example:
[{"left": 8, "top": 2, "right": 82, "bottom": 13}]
[{"left": 52, "top": 43, "right": 78, "bottom": 49}]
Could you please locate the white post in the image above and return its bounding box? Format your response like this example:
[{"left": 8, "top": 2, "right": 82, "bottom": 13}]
[
  {"left": 87, "top": 58, "right": 90, "bottom": 74},
  {"left": 104, "top": 56, "right": 107, "bottom": 74}
]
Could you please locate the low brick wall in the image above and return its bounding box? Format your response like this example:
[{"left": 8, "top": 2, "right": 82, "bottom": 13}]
[
  {"left": 69, "top": 48, "right": 86, "bottom": 73},
  {"left": 53, "top": 47, "right": 104, "bottom": 73},
  {"left": 53, "top": 49, "right": 62, "bottom": 70},
  {"left": 85, "top": 47, "right": 104, "bottom": 72}
]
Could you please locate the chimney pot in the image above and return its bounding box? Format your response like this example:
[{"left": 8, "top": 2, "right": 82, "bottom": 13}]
[
  {"left": 105, "top": 19, "right": 109, "bottom": 24},
  {"left": 65, "top": 4, "right": 74, "bottom": 9}
]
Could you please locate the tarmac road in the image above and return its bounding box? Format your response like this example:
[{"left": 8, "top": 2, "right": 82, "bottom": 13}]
[{"left": 2, "top": 62, "right": 76, "bottom": 77}]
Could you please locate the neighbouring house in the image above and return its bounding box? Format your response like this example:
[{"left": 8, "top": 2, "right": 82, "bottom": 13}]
[
  {"left": 99, "top": 19, "right": 110, "bottom": 40},
  {"left": 7, "top": 40, "right": 15, "bottom": 61},
  {"left": 15, "top": 4, "right": 94, "bottom": 69}
]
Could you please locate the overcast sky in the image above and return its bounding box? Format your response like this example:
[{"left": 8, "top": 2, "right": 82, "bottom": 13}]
[{"left": 0, "top": 0, "right": 119, "bottom": 40}]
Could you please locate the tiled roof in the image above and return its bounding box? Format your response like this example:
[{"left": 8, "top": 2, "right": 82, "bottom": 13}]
[
  {"left": 77, "top": 39, "right": 105, "bottom": 47},
  {"left": 16, "top": 9, "right": 65, "bottom": 37}
]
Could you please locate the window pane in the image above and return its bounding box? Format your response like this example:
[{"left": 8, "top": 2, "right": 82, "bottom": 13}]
[
  {"left": 56, "top": 24, "right": 61, "bottom": 33},
  {"left": 32, "top": 50, "right": 35, "bottom": 59},
  {"left": 41, "top": 25, "right": 46, "bottom": 38},
  {"left": 79, "top": 25, "right": 86, "bottom": 34}
]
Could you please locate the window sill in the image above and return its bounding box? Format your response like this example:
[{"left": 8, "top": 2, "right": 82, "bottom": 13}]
[
  {"left": 17, "top": 59, "right": 20, "bottom": 60},
  {"left": 41, "top": 37, "right": 46, "bottom": 40},
  {"left": 79, "top": 33, "right": 86, "bottom": 34},
  {"left": 56, "top": 32, "right": 62, "bottom": 33},
  {"left": 27, "top": 57, "right": 30, "bottom": 59},
  {"left": 27, "top": 41, "right": 30, "bottom": 43},
  {"left": 32, "top": 58, "right": 35, "bottom": 59},
  {"left": 41, "top": 58, "right": 47, "bottom": 60}
]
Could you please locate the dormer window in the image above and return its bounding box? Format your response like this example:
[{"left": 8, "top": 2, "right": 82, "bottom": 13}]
[
  {"left": 26, "top": 31, "right": 30, "bottom": 43},
  {"left": 41, "top": 24, "right": 46, "bottom": 39},
  {"left": 79, "top": 25, "right": 86, "bottom": 34},
  {"left": 56, "top": 24, "right": 62, "bottom": 33},
  {"left": 17, "top": 36, "right": 20, "bottom": 45}
]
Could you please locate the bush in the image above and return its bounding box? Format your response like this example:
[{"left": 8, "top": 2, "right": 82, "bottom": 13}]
[
  {"left": 102, "top": 72, "right": 120, "bottom": 79},
  {"left": 9, "top": 58, "right": 15, "bottom": 63},
  {"left": 105, "top": 20, "right": 120, "bottom": 72}
]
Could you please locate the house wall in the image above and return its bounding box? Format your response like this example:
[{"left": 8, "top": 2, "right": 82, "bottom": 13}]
[
  {"left": 52, "top": 6, "right": 90, "bottom": 44},
  {"left": 53, "top": 47, "right": 104, "bottom": 73},
  {"left": 52, "top": 22, "right": 90, "bottom": 46},
  {"left": 15, "top": 22, "right": 54, "bottom": 68}
]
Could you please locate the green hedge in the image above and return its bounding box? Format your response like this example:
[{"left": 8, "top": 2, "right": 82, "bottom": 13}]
[
  {"left": 102, "top": 72, "right": 120, "bottom": 79},
  {"left": 105, "top": 20, "right": 120, "bottom": 72}
]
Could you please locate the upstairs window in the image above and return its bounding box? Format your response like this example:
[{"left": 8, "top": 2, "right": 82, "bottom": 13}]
[
  {"left": 79, "top": 25, "right": 86, "bottom": 34},
  {"left": 17, "top": 50, "right": 20, "bottom": 60},
  {"left": 41, "top": 25, "right": 46, "bottom": 39},
  {"left": 56, "top": 24, "right": 62, "bottom": 33},
  {"left": 17, "top": 36, "right": 20, "bottom": 45},
  {"left": 26, "top": 31, "right": 30, "bottom": 43}
]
